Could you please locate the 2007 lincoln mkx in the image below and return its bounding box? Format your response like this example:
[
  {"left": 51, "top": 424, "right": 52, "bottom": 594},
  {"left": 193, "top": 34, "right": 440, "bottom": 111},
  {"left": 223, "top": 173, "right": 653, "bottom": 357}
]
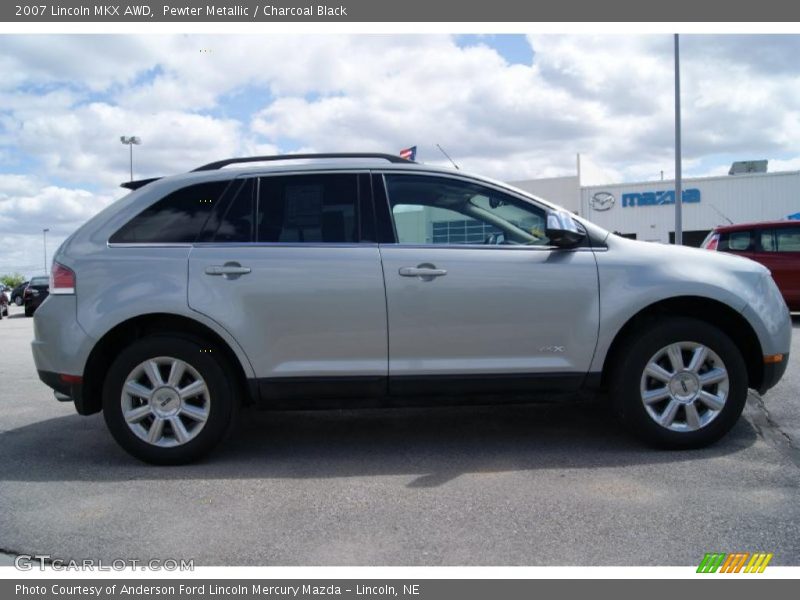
[{"left": 32, "top": 153, "right": 791, "bottom": 463}]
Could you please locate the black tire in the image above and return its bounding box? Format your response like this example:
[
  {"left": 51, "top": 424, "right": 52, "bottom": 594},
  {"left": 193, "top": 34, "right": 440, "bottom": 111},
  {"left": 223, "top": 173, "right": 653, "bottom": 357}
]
[
  {"left": 610, "top": 317, "right": 748, "bottom": 449},
  {"left": 15, "top": 296, "right": 23, "bottom": 306},
  {"left": 102, "top": 336, "right": 239, "bottom": 464}
]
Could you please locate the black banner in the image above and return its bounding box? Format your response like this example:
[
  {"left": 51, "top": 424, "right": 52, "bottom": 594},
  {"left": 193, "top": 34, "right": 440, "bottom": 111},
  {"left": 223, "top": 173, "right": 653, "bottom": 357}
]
[
  {"left": 4, "top": 580, "right": 800, "bottom": 600},
  {"left": 4, "top": 0, "right": 800, "bottom": 22}
]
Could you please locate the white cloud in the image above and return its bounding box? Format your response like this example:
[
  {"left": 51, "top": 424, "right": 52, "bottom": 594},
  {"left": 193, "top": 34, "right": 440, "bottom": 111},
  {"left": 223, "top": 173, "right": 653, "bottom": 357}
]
[
  {"left": 4, "top": 34, "right": 800, "bottom": 185},
  {"left": 0, "top": 36, "right": 160, "bottom": 92},
  {"left": 768, "top": 157, "right": 800, "bottom": 172},
  {"left": 0, "top": 174, "right": 117, "bottom": 275},
  {"left": 0, "top": 174, "right": 116, "bottom": 235},
  {"left": 0, "top": 232, "right": 68, "bottom": 279},
  {"left": 13, "top": 103, "right": 242, "bottom": 187}
]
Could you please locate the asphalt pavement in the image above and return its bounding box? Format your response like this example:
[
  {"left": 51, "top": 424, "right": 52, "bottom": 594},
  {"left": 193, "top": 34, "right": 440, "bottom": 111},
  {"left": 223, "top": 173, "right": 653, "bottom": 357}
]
[{"left": 1, "top": 303, "right": 798, "bottom": 566}]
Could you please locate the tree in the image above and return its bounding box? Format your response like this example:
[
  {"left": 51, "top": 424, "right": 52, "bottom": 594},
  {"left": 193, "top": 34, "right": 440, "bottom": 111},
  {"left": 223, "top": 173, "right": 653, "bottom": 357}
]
[{"left": 0, "top": 273, "right": 26, "bottom": 289}]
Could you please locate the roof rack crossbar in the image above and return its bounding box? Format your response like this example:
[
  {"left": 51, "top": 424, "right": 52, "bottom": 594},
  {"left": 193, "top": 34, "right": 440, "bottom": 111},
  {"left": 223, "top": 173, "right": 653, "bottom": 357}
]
[{"left": 191, "top": 153, "right": 414, "bottom": 172}]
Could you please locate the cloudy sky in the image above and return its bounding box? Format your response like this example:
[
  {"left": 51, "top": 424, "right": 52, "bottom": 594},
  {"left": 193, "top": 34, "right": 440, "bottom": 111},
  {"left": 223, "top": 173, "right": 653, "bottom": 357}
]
[{"left": 1, "top": 34, "right": 799, "bottom": 275}]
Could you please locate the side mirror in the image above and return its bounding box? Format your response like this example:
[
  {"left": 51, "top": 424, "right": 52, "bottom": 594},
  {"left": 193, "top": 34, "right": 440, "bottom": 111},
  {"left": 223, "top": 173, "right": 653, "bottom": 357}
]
[{"left": 545, "top": 210, "right": 586, "bottom": 248}]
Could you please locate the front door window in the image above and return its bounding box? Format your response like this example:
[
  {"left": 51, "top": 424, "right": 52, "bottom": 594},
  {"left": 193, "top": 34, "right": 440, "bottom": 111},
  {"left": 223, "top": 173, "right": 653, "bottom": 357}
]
[{"left": 385, "top": 174, "right": 549, "bottom": 247}]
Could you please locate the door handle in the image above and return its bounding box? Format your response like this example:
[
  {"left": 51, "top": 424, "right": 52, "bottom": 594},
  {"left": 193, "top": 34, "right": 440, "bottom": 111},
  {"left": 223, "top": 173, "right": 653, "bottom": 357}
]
[
  {"left": 399, "top": 265, "right": 447, "bottom": 278},
  {"left": 204, "top": 263, "right": 251, "bottom": 278}
]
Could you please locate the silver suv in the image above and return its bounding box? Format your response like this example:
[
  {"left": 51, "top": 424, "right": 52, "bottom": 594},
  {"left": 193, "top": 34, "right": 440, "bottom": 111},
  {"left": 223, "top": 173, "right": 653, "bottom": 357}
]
[{"left": 32, "top": 154, "right": 792, "bottom": 464}]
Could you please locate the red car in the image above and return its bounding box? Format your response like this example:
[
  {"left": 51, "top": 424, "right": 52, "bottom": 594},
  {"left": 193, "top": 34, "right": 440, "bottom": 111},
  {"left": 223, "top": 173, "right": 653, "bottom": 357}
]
[{"left": 702, "top": 220, "right": 800, "bottom": 311}]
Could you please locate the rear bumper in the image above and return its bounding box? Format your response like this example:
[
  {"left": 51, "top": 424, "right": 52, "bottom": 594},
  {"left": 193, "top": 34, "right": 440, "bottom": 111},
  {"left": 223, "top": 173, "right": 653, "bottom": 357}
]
[
  {"left": 31, "top": 295, "right": 96, "bottom": 414},
  {"left": 757, "top": 354, "right": 789, "bottom": 395},
  {"left": 37, "top": 370, "right": 94, "bottom": 415}
]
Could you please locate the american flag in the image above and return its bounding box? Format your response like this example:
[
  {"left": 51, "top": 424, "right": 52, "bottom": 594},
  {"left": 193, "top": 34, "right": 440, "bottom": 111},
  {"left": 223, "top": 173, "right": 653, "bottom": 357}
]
[{"left": 399, "top": 146, "right": 417, "bottom": 161}]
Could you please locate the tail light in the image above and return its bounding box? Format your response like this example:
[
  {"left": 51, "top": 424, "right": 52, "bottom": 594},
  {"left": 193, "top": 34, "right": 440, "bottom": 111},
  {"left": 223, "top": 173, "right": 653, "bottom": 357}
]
[
  {"left": 50, "top": 262, "right": 76, "bottom": 295},
  {"left": 703, "top": 233, "right": 720, "bottom": 251}
]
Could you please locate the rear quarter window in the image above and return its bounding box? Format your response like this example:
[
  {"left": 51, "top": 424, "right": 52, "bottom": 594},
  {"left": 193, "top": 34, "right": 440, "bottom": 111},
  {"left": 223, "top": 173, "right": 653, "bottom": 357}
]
[
  {"left": 719, "top": 230, "right": 754, "bottom": 252},
  {"left": 110, "top": 181, "right": 230, "bottom": 244}
]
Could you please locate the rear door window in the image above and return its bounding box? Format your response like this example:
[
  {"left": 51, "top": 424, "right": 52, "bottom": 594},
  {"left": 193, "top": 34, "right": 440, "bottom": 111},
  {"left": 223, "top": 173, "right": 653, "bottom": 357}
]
[
  {"left": 759, "top": 229, "right": 776, "bottom": 252},
  {"left": 776, "top": 227, "right": 800, "bottom": 252},
  {"left": 198, "top": 179, "right": 256, "bottom": 243},
  {"left": 257, "top": 174, "right": 359, "bottom": 243}
]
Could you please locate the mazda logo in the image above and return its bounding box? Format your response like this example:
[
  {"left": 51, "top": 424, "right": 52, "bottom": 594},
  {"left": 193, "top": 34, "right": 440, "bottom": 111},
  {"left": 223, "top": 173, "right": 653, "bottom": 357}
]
[{"left": 590, "top": 192, "right": 615, "bottom": 211}]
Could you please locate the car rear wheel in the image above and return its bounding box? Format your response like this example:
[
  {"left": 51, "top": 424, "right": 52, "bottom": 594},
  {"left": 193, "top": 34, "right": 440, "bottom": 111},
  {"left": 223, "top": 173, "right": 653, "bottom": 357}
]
[
  {"left": 102, "top": 336, "right": 239, "bottom": 464},
  {"left": 611, "top": 317, "right": 748, "bottom": 449},
  {"left": 15, "top": 296, "right": 23, "bottom": 306}
]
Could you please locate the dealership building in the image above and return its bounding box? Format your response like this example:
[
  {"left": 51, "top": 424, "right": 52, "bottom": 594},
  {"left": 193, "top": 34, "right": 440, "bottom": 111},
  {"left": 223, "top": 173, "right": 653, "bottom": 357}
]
[{"left": 510, "top": 163, "right": 800, "bottom": 246}]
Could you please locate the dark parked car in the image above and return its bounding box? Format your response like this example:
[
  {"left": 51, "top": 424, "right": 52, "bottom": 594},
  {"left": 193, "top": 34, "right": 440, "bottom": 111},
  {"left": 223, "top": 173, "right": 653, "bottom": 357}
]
[
  {"left": 10, "top": 281, "right": 29, "bottom": 306},
  {"left": 702, "top": 220, "right": 800, "bottom": 311},
  {"left": 24, "top": 276, "right": 50, "bottom": 317}
]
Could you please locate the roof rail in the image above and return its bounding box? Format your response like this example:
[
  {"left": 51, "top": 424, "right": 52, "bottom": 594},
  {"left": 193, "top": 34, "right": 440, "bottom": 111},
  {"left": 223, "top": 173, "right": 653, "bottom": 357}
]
[
  {"left": 120, "top": 177, "right": 161, "bottom": 190},
  {"left": 191, "top": 153, "right": 415, "bottom": 172}
]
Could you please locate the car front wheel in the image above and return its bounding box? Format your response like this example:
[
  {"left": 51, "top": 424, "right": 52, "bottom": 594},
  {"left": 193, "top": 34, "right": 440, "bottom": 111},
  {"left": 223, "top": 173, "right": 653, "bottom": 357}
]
[
  {"left": 102, "top": 336, "right": 239, "bottom": 464},
  {"left": 611, "top": 317, "right": 748, "bottom": 449}
]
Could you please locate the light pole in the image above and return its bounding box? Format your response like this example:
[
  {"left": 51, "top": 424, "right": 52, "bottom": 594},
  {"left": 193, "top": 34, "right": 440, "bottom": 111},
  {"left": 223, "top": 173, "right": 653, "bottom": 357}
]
[
  {"left": 43, "top": 228, "right": 49, "bottom": 274},
  {"left": 120, "top": 136, "right": 142, "bottom": 181},
  {"left": 674, "top": 34, "right": 683, "bottom": 246}
]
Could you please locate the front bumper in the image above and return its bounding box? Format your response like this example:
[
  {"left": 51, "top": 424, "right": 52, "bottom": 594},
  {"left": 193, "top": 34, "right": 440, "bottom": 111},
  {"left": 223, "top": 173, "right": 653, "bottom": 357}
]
[{"left": 757, "top": 354, "right": 790, "bottom": 395}]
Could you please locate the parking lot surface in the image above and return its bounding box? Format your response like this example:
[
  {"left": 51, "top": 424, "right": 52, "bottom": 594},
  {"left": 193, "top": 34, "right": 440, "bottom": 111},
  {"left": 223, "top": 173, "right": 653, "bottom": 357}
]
[{"left": 1, "top": 304, "right": 799, "bottom": 566}]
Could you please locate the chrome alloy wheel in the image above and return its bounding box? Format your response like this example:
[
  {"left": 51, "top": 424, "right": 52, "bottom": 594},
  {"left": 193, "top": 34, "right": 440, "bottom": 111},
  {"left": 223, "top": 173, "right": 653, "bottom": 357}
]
[
  {"left": 121, "top": 356, "right": 210, "bottom": 447},
  {"left": 639, "top": 342, "right": 729, "bottom": 432}
]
